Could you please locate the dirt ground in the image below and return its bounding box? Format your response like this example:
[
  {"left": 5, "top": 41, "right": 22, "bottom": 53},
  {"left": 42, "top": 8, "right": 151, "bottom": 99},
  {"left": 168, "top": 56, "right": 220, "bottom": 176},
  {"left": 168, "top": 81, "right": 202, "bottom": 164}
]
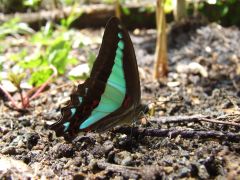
[{"left": 0, "top": 21, "right": 240, "bottom": 179}]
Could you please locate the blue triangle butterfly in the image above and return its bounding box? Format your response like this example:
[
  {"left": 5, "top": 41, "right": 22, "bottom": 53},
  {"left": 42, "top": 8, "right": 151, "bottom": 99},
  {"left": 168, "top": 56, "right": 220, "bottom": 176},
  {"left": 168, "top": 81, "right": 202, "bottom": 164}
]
[{"left": 50, "top": 17, "right": 142, "bottom": 138}]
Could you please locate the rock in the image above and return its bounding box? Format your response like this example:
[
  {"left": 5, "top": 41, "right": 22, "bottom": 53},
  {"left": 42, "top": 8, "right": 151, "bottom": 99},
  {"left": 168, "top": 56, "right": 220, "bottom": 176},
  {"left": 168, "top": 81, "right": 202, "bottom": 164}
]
[
  {"left": 1, "top": 146, "right": 17, "bottom": 155},
  {"left": 0, "top": 80, "right": 17, "bottom": 93},
  {"left": 179, "top": 167, "right": 191, "bottom": 177},
  {"left": 0, "top": 126, "right": 10, "bottom": 134},
  {"left": 103, "top": 140, "right": 114, "bottom": 154},
  {"left": 91, "top": 144, "right": 105, "bottom": 158},
  {"left": 163, "top": 166, "right": 174, "bottom": 174},
  {"left": 68, "top": 63, "right": 90, "bottom": 78},
  {"left": 198, "top": 165, "right": 210, "bottom": 179},
  {"left": 24, "top": 133, "right": 40, "bottom": 149},
  {"left": 176, "top": 62, "right": 208, "bottom": 78},
  {"left": 0, "top": 155, "right": 33, "bottom": 178},
  {"left": 51, "top": 144, "right": 74, "bottom": 158},
  {"left": 10, "top": 135, "right": 24, "bottom": 147},
  {"left": 114, "top": 151, "right": 133, "bottom": 166}
]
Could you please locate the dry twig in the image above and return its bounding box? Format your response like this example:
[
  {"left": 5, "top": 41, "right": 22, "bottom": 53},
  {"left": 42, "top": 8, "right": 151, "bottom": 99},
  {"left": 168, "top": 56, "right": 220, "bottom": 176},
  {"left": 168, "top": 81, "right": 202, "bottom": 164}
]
[
  {"left": 150, "top": 115, "right": 240, "bottom": 128},
  {"left": 97, "top": 162, "right": 164, "bottom": 179},
  {"left": 113, "top": 127, "right": 240, "bottom": 143}
]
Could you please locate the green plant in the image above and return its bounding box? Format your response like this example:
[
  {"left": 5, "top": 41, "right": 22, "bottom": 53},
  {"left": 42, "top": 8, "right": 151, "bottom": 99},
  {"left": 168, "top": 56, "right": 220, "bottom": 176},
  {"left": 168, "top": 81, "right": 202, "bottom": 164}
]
[
  {"left": 102, "top": 0, "right": 115, "bottom": 4},
  {"left": 0, "top": 65, "right": 57, "bottom": 110},
  {"left": 87, "top": 52, "right": 96, "bottom": 72},
  {"left": 59, "top": 0, "right": 75, "bottom": 6},
  {"left": 60, "top": 4, "right": 83, "bottom": 29},
  {"left": 198, "top": 0, "right": 240, "bottom": 27},
  {"left": 23, "top": 0, "right": 41, "bottom": 10},
  {"left": 0, "top": 17, "right": 80, "bottom": 110},
  {"left": 0, "top": 18, "right": 34, "bottom": 39},
  {"left": 164, "top": 0, "right": 173, "bottom": 13},
  {"left": 0, "top": 57, "right": 3, "bottom": 72}
]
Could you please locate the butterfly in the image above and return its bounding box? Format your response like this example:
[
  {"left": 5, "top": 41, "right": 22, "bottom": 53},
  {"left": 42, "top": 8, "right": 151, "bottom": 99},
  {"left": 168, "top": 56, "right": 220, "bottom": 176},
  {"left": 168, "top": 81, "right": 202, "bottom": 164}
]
[{"left": 50, "top": 17, "right": 143, "bottom": 139}]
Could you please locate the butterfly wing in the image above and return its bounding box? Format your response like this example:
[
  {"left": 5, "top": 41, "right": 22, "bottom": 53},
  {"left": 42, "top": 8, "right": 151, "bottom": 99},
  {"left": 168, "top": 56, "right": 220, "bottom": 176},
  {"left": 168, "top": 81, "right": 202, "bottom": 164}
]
[{"left": 50, "top": 17, "right": 140, "bottom": 137}]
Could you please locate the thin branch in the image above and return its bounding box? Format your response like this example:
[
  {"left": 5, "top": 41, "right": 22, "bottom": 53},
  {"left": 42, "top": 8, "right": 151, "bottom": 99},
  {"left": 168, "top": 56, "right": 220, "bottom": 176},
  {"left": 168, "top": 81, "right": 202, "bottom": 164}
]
[
  {"left": 113, "top": 127, "right": 240, "bottom": 143},
  {"left": 201, "top": 117, "right": 240, "bottom": 127},
  {"left": 0, "top": 3, "right": 154, "bottom": 26},
  {"left": 97, "top": 162, "right": 141, "bottom": 178},
  {"left": 150, "top": 115, "right": 240, "bottom": 128},
  {"left": 97, "top": 162, "right": 164, "bottom": 179},
  {"left": 150, "top": 115, "right": 208, "bottom": 123}
]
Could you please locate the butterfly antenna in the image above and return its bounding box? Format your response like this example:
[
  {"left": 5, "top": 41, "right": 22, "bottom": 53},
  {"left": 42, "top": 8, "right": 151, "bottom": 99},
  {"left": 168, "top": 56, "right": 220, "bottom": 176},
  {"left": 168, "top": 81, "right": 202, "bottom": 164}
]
[{"left": 136, "top": 103, "right": 154, "bottom": 127}]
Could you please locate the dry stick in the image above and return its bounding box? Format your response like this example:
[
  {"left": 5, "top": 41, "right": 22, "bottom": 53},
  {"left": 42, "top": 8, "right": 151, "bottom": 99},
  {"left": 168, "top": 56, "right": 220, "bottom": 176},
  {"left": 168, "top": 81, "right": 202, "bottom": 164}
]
[
  {"left": 113, "top": 127, "right": 240, "bottom": 143},
  {"left": 150, "top": 115, "right": 240, "bottom": 128},
  {"left": 201, "top": 117, "right": 240, "bottom": 127},
  {"left": 97, "top": 162, "right": 142, "bottom": 178},
  {"left": 97, "top": 162, "right": 164, "bottom": 178},
  {"left": 0, "top": 3, "right": 154, "bottom": 24}
]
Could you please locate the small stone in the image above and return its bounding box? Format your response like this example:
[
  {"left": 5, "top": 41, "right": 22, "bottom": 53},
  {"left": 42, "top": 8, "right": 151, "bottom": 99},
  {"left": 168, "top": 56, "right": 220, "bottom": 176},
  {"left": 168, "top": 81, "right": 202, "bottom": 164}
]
[
  {"left": 198, "top": 165, "right": 210, "bottom": 179},
  {"left": 73, "top": 157, "right": 82, "bottom": 167},
  {"left": 91, "top": 144, "right": 105, "bottom": 158},
  {"left": 1, "top": 146, "right": 17, "bottom": 155},
  {"left": 25, "top": 133, "right": 40, "bottom": 149},
  {"left": 68, "top": 63, "right": 90, "bottom": 78},
  {"left": 20, "top": 119, "right": 31, "bottom": 127},
  {"left": 114, "top": 151, "right": 133, "bottom": 166},
  {"left": 0, "top": 126, "right": 10, "bottom": 134},
  {"left": 88, "top": 159, "right": 98, "bottom": 171},
  {"left": 121, "top": 156, "right": 133, "bottom": 166},
  {"left": 163, "top": 166, "right": 174, "bottom": 174},
  {"left": 10, "top": 136, "right": 24, "bottom": 147},
  {"left": 103, "top": 140, "right": 114, "bottom": 154},
  {"left": 51, "top": 144, "right": 74, "bottom": 158},
  {"left": 0, "top": 156, "right": 33, "bottom": 178},
  {"left": 64, "top": 159, "right": 75, "bottom": 169},
  {"left": 179, "top": 167, "right": 191, "bottom": 177}
]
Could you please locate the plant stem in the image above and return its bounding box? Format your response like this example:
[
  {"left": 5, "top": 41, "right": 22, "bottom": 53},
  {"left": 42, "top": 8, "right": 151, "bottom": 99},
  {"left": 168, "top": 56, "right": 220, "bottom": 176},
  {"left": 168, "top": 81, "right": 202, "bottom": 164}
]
[
  {"left": 0, "top": 84, "right": 20, "bottom": 109},
  {"left": 154, "top": 0, "right": 168, "bottom": 79}
]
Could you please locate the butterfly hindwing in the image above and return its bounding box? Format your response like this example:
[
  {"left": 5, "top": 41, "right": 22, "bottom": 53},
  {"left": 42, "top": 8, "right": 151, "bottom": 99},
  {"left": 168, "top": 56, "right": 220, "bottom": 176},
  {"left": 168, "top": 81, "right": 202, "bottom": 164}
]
[{"left": 50, "top": 17, "right": 140, "bottom": 138}]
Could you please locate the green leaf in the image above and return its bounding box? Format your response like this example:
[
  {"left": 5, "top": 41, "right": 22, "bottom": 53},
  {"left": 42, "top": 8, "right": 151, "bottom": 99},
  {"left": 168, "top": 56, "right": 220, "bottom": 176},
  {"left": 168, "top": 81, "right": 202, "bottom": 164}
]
[
  {"left": 8, "top": 72, "right": 26, "bottom": 89},
  {"left": 220, "top": 6, "right": 229, "bottom": 17},
  {"left": 46, "top": 38, "right": 71, "bottom": 74},
  {"left": 60, "top": 4, "right": 82, "bottom": 29},
  {"left": 0, "top": 18, "right": 34, "bottom": 39},
  {"left": 0, "top": 57, "right": 3, "bottom": 72},
  {"left": 87, "top": 52, "right": 96, "bottom": 71},
  {"left": 29, "top": 68, "right": 53, "bottom": 86},
  {"left": 23, "top": 0, "right": 40, "bottom": 9},
  {"left": 122, "top": 7, "right": 130, "bottom": 15},
  {"left": 19, "top": 55, "right": 48, "bottom": 69},
  {"left": 164, "top": 0, "right": 173, "bottom": 13},
  {"left": 10, "top": 49, "right": 28, "bottom": 62},
  {"left": 102, "top": 0, "right": 115, "bottom": 4}
]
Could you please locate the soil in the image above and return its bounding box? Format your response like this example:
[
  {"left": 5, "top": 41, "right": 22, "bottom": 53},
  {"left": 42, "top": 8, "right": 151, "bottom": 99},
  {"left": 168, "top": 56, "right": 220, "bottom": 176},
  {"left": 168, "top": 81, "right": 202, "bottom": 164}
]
[{"left": 0, "top": 21, "right": 240, "bottom": 179}]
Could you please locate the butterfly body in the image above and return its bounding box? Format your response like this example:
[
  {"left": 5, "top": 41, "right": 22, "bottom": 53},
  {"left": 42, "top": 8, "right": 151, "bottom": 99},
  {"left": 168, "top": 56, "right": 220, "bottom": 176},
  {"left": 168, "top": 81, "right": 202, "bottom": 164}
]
[{"left": 50, "top": 17, "right": 141, "bottom": 138}]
